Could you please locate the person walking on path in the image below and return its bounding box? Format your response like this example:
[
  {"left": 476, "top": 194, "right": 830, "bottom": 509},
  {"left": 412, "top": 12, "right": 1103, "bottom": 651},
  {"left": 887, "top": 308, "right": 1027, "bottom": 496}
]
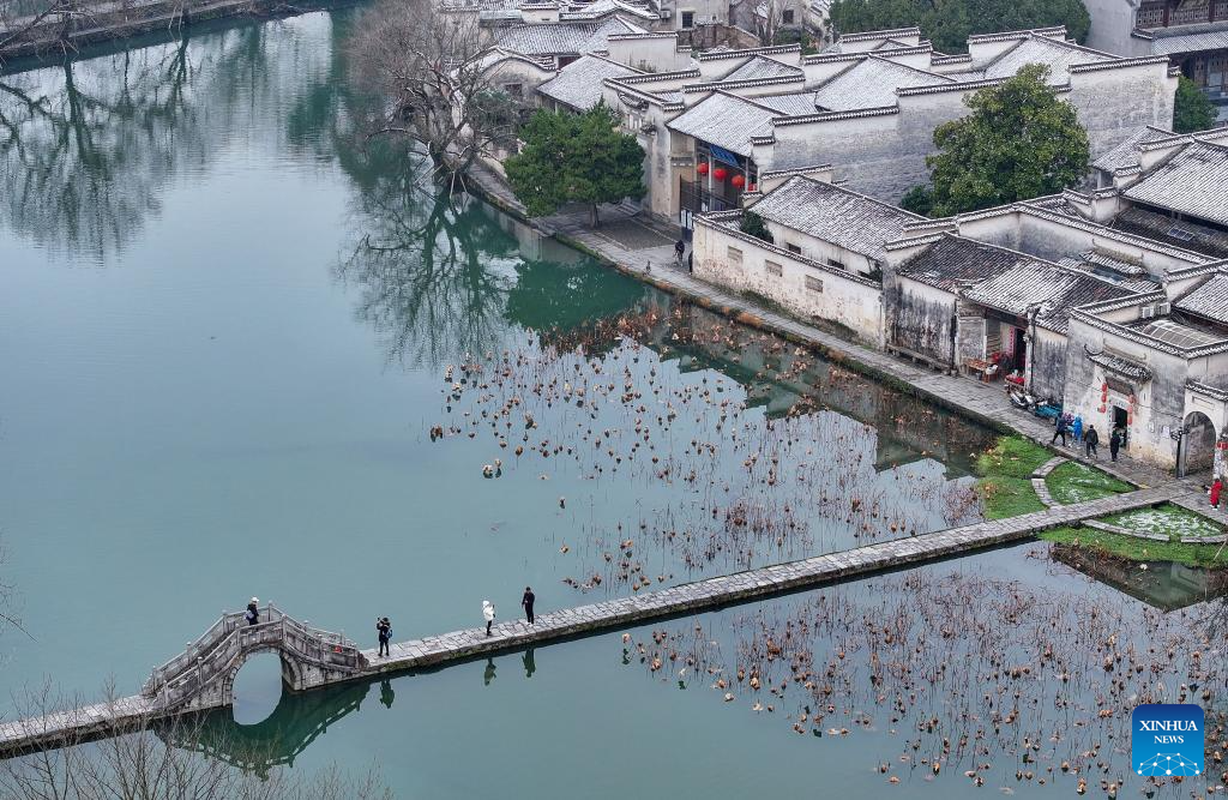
[
  {"left": 245, "top": 597, "right": 260, "bottom": 626},
  {"left": 1211, "top": 477, "right": 1223, "bottom": 509},
  {"left": 687, "top": 252, "right": 693, "bottom": 273},
  {"left": 1072, "top": 416, "right": 1083, "bottom": 445},
  {"left": 1051, "top": 415, "right": 1068, "bottom": 447},
  {"left": 1109, "top": 428, "right": 1122, "bottom": 462},
  {"left": 376, "top": 616, "right": 392, "bottom": 657},
  {"left": 482, "top": 600, "right": 496, "bottom": 637},
  {"left": 674, "top": 239, "right": 685, "bottom": 265},
  {"left": 521, "top": 586, "right": 536, "bottom": 625},
  {"left": 1084, "top": 425, "right": 1099, "bottom": 458}
]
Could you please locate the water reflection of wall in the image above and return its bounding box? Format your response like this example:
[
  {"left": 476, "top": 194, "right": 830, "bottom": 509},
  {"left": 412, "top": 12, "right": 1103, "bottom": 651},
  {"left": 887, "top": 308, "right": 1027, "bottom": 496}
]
[
  {"left": 1053, "top": 545, "right": 1228, "bottom": 610},
  {"left": 651, "top": 303, "right": 995, "bottom": 477}
]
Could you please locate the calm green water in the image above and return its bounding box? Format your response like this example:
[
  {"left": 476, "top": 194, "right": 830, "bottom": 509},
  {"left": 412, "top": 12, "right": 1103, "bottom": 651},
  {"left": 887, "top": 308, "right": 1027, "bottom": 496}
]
[{"left": 0, "top": 11, "right": 1217, "bottom": 797}]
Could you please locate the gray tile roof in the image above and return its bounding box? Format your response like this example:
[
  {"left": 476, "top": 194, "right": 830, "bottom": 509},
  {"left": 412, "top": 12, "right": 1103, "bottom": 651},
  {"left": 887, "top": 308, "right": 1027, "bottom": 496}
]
[
  {"left": 1131, "top": 317, "right": 1228, "bottom": 348},
  {"left": 813, "top": 56, "right": 951, "bottom": 110},
  {"left": 1092, "top": 125, "right": 1175, "bottom": 173},
  {"left": 1144, "top": 25, "right": 1228, "bottom": 56},
  {"left": 1122, "top": 141, "right": 1228, "bottom": 227},
  {"left": 1111, "top": 207, "right": 1228, "bottom": 259},
  {"left": 975, "top": 34, "right": 1113, "bottom": 81},
  {"left": 721, "top": 55, "right": 804, "bottom": 82},
  {"left": 961, "top": 260, "right": 1140, "bottom": 333},
  {"left": 496, "top": 17, "right": 642, "bottom": 56},
  {"left": 537, "top": 55, "right": 639, "bottom": 109},
  {"left": 896, "top": 234, "right": 1040, "bottom": 292},
  {"left": 1088, "top": 351, "right": 1152, "bottom": 382},
  {"left": 665, "top": 93, "right": 778, "bottom": 155},
  {"left": 753, "top": 91, "right": 820, "bottom": 115},
  {"left": 1175, "top": 272, "right": 1228, "bottom": 324},
  {"left": 747, "top": 175, "right": 923, "bottom": 261}
]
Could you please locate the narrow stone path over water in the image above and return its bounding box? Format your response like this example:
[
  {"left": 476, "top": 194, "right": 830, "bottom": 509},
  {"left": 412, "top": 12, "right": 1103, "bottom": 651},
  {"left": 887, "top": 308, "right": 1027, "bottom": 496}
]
[{"left": 0, "top": 482, "right": 1184, "bottom": 757}]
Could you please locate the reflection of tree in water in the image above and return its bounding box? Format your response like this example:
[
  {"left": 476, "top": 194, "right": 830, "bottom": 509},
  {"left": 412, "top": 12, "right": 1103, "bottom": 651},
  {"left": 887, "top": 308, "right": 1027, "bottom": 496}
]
[{"left": 0, "top": 12, "right": 354, "bottom": 261}]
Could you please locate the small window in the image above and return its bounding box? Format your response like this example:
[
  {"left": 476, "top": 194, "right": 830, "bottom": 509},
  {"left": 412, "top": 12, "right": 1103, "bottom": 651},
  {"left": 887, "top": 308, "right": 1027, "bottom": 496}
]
[
  {"left": 826, "top": 257, "right": 845, "bottom": 270},
  {"left": 786, "top": 242, "right": 801, "bottom": 254},
  {"left": 504, "top": 83, "right": 522, "bottom": 98},
  {"left": 728, "top": 246, "right": 743, "bottom": 264},
  {"left": 805, "top": 275, "right": 824, "bottom": 293},
  {"left": 781, "top": 8, "right": 794, "bottom": 23},
  {"left": 681, "top": 10, "right": 695, "bottom": 27},
  {"left": 766, "top": 260, "right": 783, "bottom": 277}
]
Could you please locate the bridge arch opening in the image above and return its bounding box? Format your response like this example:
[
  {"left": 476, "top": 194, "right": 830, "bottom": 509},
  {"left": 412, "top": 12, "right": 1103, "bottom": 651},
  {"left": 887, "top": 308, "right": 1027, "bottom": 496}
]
[{"left": 230, "top": 652, "right": 285, "bottom": 725}]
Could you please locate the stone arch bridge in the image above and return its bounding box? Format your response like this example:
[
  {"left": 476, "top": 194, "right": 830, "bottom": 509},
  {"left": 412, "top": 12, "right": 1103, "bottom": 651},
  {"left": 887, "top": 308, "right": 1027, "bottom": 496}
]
[{"left": 141, "top": 604, "right": 368, "bottom": 713}]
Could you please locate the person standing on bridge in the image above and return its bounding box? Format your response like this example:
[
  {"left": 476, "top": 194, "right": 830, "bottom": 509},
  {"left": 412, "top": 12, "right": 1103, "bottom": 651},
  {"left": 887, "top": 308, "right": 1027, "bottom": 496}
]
[
  {"left": 521, "top": 586, "right": 536, "bottom": 625},
  {"left": 377, "top": 616, "right": 392, "bottom": 657},
  {"left": 245, "top": 597, "right": 260, "bottom": 626},
  {"left": 482, "top": 600, "right": 496, "bottom": 636}
]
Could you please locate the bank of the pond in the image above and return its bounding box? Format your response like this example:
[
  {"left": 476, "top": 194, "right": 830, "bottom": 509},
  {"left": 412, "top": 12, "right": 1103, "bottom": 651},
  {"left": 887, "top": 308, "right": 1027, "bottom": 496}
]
[
  {"left": 460, "top": 168, "right": 1174, "bottom": 495},
  {"left": 1044, "top": 526, "right": 1228, "bottom": 569}
]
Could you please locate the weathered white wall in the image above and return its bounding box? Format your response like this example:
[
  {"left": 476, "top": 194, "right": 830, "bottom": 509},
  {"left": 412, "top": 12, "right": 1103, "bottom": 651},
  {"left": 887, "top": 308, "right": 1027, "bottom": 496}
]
[{"left": 693, "top": 219, "right": 885, "bottom": 344}]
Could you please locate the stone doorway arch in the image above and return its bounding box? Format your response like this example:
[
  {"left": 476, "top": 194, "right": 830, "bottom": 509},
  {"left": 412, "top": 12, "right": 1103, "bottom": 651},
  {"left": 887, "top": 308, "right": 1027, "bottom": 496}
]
[{"left": 1181, "top": 411, "right": 1217, "bottom": 476}]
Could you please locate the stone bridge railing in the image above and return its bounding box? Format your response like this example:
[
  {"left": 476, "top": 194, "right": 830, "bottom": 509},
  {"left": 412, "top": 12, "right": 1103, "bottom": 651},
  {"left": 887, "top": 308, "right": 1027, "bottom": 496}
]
[{"left": 141, "top": 604, "right": 367, "bottom": 711}]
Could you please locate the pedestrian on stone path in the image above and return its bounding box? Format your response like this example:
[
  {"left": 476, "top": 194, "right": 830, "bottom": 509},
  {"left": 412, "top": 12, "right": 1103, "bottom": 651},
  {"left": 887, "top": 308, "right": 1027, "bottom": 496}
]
[
  {"left": 1051, "top": 415, "right": 1068, "bottom": 447},
  {"left": 521, "top": 586, "right": 536, "bottom": 625},
  {"left": 1110, "top": 428, "right": 1123, "bottom": 462},
  {"left": 1084, "top": 425, "right": 1099, "bottom": 458},
  {"left": 376, "top": 616, "right": 391, "bottom": 657},
  {"left": 1211, "top": 477, "right": 1223, "bottom": 509},
  {"left": 482, "top": 600, "right": 496, "bottom": 636},
  {"left": 674, "top": 239, "right": 685, "bottom": 265},
  {"left": 1072, "top": 415, "right": 1083, "bottom": 444},
  {"left": 245, "top": 597, "right": 260, "bottom": 626},
  {"left": 687, "top": 252, "right": 693, "bottom": 273}
]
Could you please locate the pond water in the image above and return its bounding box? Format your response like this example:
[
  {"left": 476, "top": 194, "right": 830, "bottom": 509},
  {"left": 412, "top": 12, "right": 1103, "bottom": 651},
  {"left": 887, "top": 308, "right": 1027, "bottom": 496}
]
[{"left": 0, "top": 9, "right": 1221, "bottom": 797}]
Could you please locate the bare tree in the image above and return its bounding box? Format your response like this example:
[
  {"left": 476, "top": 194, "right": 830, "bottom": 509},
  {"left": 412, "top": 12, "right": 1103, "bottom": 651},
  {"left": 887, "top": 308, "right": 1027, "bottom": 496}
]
[
  {"left": 0, "top": 683, "right": 393, "bottom": 800},
  {"left": 346, "top": 0, "right": 526, "bottom": 184}
]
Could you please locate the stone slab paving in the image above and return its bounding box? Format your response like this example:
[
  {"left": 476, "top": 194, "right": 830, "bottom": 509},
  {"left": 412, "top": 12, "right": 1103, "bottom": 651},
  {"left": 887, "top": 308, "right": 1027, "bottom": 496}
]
[
  {"left": 0, "top": 483, "right": 1179, "bottom": 757},
  {"left": 1172, "top": 493, "right": 1228, "bottom": 528}
]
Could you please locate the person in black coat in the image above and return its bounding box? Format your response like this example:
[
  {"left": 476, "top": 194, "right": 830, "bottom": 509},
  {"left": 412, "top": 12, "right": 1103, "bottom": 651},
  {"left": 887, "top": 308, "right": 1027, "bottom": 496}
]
[
  {"left": 521, "top": 586, "right": 536, "bottom": 625},
  {"left": 1051, "top": 415, "right": 1068, "bottom": 446},
  {"left": 1109, "top": 428, "right": 1123, "bottom": 462},
  {"left": 1084, "top": 425, "right": 1099, "bottom": 457}
]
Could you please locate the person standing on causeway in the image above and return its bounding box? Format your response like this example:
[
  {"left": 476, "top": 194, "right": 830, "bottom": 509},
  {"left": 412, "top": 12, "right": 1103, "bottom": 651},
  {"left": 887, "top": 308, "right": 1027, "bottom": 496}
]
[
  {"left": 521, "top": 586, "right": 536, "bottom": 625},
  {"left": 482, "top": 600, "right": 496, "bottom": 636}
]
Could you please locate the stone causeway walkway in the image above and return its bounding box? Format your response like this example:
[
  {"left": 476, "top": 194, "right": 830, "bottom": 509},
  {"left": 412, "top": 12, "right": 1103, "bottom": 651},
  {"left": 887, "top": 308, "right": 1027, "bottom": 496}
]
[
  {"left": 0, "top": 482, "right": 1180, "bottom": 756},
  {"left": 1031, "top": 456, "right": 1068, "bottom": 508}
]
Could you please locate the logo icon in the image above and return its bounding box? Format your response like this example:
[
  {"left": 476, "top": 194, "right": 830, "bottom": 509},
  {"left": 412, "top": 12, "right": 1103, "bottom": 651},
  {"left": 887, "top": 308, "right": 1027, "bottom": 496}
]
[{"left": 1131, "top": 704, "right": 1203, "bottom": 777}]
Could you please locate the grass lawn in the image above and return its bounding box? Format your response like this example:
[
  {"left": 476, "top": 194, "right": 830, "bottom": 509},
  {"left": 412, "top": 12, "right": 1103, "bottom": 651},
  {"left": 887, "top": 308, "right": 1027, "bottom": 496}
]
[
  {"left": 1046, "top": 461, "right": 1133, "bottom": 505},
  {"left": 974, "top": 436, "right": 1051, "bottom": 519},
  {"left": 1103, "top": 504, "right": 1226, "bottom": 540},
  {"left": 1042, "top": 525, "right": 1228, "bottom": 569}
]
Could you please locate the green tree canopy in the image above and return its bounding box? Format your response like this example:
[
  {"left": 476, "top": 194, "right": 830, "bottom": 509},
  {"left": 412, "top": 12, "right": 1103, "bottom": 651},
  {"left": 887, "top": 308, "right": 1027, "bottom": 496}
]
[
  {"left": 1173, "top": 75, "right": 1217, "bottom": 133},
  {"left": 505, "top": 104, "right": 646, "bottom": 225},
  {"left": 829, "top": 0, "right": 1089, "bottom": 53},
  {"left": 921, "top": 64, "right": 1089, "bottom": 216}
]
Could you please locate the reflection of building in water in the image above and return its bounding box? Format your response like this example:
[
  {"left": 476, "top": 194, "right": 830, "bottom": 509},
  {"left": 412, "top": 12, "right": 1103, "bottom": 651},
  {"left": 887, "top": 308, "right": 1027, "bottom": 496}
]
[
  {"left": 156, "top": 680, "right": 371, "bottom": 778},
  {"left": 1053, "top": 545, "right": 1228, "bottom": 610},
  {"left": 643, "top": 302, "right": 994, "bottom": 477}
]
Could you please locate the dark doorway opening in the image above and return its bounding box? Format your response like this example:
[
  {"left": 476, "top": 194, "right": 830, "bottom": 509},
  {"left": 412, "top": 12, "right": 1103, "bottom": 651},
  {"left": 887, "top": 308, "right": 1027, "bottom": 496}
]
[
  {"left": 1113, "top": 406, "right": 1129, "bottom": 448},
  {"left": 1012, "top": 327, "right": 1027, "bottom": 373}
]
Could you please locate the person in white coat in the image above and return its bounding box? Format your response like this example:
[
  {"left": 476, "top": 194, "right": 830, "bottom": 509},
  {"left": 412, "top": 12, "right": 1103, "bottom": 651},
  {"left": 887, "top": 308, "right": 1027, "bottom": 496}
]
[{"left": 482, "top": 600, "right": 496, "bottom": 637}]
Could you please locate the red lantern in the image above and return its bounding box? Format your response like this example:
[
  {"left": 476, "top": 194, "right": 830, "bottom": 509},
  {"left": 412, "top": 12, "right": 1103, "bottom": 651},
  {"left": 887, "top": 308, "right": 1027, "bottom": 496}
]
[
  {"left": 713, "top": 167, "right": 727, "bottom": 181},
  {"left": 696, "top": 162, "right": 709, "bottom": 176},
  {"left": 731, "top": 174, "right": 746, "bottom": 189}
]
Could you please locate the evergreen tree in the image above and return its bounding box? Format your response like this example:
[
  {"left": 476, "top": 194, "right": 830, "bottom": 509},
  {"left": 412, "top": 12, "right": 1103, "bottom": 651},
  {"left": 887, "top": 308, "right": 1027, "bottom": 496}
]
[
  {"left": 505, "top": 104, "right": 646, "bottom": 226},
  {"left": 1173, "top": 76, "right": 1217, "bottom": 134},
  {"left": 829, "top": 0, "right": 1089, "bottom": 53},
  {"left": 925, "top": 64, "right": 1089, "bottom": 216}
]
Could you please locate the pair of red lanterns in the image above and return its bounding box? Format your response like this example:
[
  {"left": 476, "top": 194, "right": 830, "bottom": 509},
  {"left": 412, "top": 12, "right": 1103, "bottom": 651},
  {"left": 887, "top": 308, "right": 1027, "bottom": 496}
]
[{"left": 696, "top": 161, "right": 746, "bottom": 188}]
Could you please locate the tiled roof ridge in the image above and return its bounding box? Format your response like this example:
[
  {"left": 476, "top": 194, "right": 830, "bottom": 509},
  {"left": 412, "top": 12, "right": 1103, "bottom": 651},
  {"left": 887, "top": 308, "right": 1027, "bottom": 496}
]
[
  {"left": 606, "top": 31, "right": 677, "bottom": 39},
  {"left": 966, "top": 25, "right": 1067, "bottom": 43},
  {"left": 1070, "top": 306, "right": 1228, "bottom": 358},
  {"left": 838, "top": 26, "right": 921, "bottom": 43},
  {"left": 1068, "top": 55, "right": 1171, "bottom": 74},
  {"left": 616, "top": 67, "right": 701, "bottom": 83},
  {"left": 802, "top": 43, "right": 932, "bottom": 64},
  {"left": 681, "top": 74, "right": 805, "bottom": 93},
  {"left": 863, "top": 52, "right": 954, "bottom": 82},
  {"left": 768, "top": 104, "right": 901, "bottom": 127},
  {"left": 696, "top": 43, "right": 802, "bottom": 61},
  {"left": 756, "top": 163, "right": 834, "bottom": 179}
]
